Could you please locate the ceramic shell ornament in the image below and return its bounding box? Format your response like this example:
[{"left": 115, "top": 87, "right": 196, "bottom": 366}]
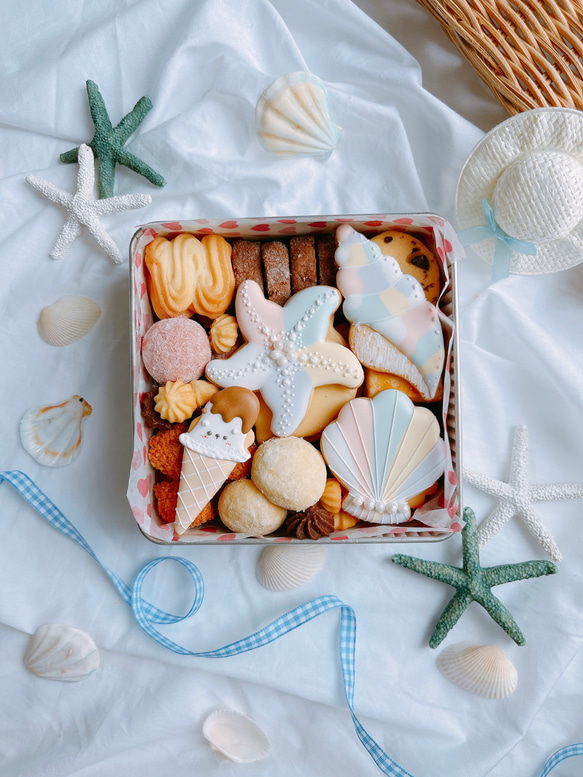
[
  {"left": 38, "top": 295, "right": 102, "bottom": 347},
  {"left": 256, "top": 72, "right": 343, "bottom": 161},
  {"left": 203, "top": 709, "right": 271, "bottom": 763},
  {"left": 335, "top": 224, "right": 445, "bottom": 399},
  {"left": 20, "top": 395, "right": 92, "bottom": 467},
  {"left": 24, "top": 623, "right": 100, "bottom": 682},
  {"left": 256, "top": 545, "right": 327, "bottom": 591},
  {"left": 436, "top": 642, "right": 518, "bottom": 699},
  {"left": 321, "top": 389, "right": 445, "bottom": 523}
]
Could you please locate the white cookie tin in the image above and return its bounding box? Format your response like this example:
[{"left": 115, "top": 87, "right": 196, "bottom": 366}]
[{"left": 128, "top": 213, "right": 463, "bottom": 545}]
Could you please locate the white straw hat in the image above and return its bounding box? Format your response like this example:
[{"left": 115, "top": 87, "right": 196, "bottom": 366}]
[{"left": 456, "top": 107, "right": 583, "bottom": 278}]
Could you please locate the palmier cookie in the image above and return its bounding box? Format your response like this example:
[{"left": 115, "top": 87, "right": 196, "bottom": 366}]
[{"left": 372, "top": 230, "right": 442, "bottom": 305}]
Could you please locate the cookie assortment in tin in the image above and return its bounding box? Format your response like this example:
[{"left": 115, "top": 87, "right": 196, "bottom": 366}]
[{"left": 128, "top": 214, "right": 463, "bottom": 544}]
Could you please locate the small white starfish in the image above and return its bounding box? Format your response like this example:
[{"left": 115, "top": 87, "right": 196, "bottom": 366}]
[
  {"left": 464, "top": 425, "right": 583, "bottom": 562},
  {"left": 27, "top": 144, "right": 151, "bottom": 264}
]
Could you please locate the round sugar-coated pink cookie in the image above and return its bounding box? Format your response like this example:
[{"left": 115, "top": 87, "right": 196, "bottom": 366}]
[{"left": 142, "top": 318, "right": 211, "bottom": 384}]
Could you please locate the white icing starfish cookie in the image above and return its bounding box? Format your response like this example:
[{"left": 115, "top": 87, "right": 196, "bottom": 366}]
[
  {"left": 27, "top": 144, "right": 151, "bottom": 264},
  {"left": 464, "top": 425, "right": 583, "bottom": 562}
]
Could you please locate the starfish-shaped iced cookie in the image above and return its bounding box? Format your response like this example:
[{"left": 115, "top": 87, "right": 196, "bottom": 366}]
[
  {"left": 27, "top": 144, "right": 151, "bottom": 264},
  {"left": 60, "top": 80, "right": 165, "bottom": 199},
  {"left": 464, "top": 425, "right": 583, "bottom": 562},
  {"left": 392, "top": 507, "right": 557, "bottom": 647},
  {"left": 205, "top": 280, "right": 364, "bottom": 436}
]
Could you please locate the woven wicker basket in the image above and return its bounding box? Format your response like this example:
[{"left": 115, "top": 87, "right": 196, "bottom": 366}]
[{"left": 415, "top": 0, "right": 583, "bottom": 115}]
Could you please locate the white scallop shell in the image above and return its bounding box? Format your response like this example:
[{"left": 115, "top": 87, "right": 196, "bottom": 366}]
[
  {"left": 256, "top": 545, "right": 327, "bottom": 592},
  {"left": 256, "top": 71, "right": 343, "bottom": 161},
  {"left": 202, "top": 709, "right": 271, "bottom": 763},
  {"left": 20, "top": 395, "right": 92, "bottom": 467},
  {"left": 436, "top": 642, "right": 518, "bottom": 699},
  {"left": 24, "top": 623, "right": 100, "bottom": 682},
  {"left": 321, "top": 390, "right": 445, "bottom": 524},
  {"left": 38, "top": 295, "right": 101, "bottom": 346}
]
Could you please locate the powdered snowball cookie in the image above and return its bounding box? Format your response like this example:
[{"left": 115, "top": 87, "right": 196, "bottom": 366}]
[
  {"left": 251, "top": 437, "right": 327, "bottom": 511},
  {"left": 142, "top": 318, "right": 211, "bottom": 384},
  {"left": 218, "top": 479, "right": 287, "bottom": 535}
]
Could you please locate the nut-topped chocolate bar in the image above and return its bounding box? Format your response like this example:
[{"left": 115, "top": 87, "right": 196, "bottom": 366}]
[{"left": 128, "top": 215, "right": 462, "bottom": 545}]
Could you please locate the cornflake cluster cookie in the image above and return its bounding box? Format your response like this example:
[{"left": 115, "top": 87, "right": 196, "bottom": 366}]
[{"left": 140, "top": 224, "right": 449, "bottom": 539}]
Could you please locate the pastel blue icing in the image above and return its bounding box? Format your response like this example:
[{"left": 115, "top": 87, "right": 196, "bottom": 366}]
[
  {"left": 282, "top": 286, "right": 340, "bottom": 348},
  {"left": 372, "top": 391, "right": 413, "bottom": 497}
]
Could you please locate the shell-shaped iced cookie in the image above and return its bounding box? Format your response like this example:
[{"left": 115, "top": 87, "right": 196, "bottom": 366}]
[
  {"left": 321, "top": 389, "right": 445, "bottom": 524},
  {"left": 256, "top": 545, "right": 327, "bottom": 591},
  {"left": 203, "top": 709, "right": 271, "bottom": 763},
  {"left": 38, "top": 295, "right": 101, "bottom": 347},
  {"left": 20, "top": 395, "right": 92, "bottom": 467},
  {"left": 335, "top": 225, "right": 445, "bottom": 399},
  {"left": 436, "top": 643, "right": 518, "bottom": 699},
  {"left": 24, "top": 623, "right": 99, "bottom": 682},
  {"left": 256, "top": 72, "right": 342, "bottom": 161}
]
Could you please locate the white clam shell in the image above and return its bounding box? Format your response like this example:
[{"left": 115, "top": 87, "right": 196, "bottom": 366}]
[
  {"left": 437, "top": 642, "right": 518, "bottom": 699},
  {"left": 38, "top": 295, "right": 101, "bottom": 347},
  {"left": 256, "top": 545, "right": 327, "bottom": 592},
  {"left": 202, "top": 709, "right": 271, "bottom": 763},
  {"left": 256, "top": 71, "right": 342, "bottom": 161},
  {"left": 20, "top": 395, "right": 92, "bottom": 467},
  {"left": 24, "top": 623, "right": 100, "bottom": 682}
]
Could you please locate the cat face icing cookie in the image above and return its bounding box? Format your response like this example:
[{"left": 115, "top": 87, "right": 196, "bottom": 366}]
[{"left": 205, "top": 280, "right": 363, "bottom": 437}]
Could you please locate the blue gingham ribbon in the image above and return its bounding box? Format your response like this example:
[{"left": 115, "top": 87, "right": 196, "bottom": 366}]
[
  {"left": 0, "top": 470, "right": 411, "bottom": 777},
  {"left": 458, "top": 199, "right": 538, "bottom": 282},
  {"left": 539, "top": 743, "right": 583, "bottom": 777}
]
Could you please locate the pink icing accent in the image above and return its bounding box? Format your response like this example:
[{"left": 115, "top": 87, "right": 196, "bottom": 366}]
[
  {"left": 161, "top": 222, "right": 183, "bottom": 231},
  {"left": 397, "top": 304, "right": 440, "bottom": 357},
  {"left": 448, "top": 471, "right": 458, "bottom": 485},
  {"left": 251, "top": 223, "right": 271, "bottom": 232},
  {"left": 131, "top": 451, "right": 141, "bottom": 470},
  {"left": 137, "top": 476, "right": 151, "bottom": 498},
  {"left": 237, "top": 280, "right": 285, "bottom": 341},
  {"left": 219, "top": 221, "right": 238, "bottom": 229},
  {"left": 393, "top": 218, "right": 414, "bottom": 225}
]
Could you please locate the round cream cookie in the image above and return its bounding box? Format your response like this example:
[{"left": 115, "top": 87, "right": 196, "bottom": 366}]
[{"left": 218, "top": 479, "right": 287, "bottom": 535}]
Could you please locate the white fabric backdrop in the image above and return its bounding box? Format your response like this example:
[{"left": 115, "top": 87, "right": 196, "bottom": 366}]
[{"left": 1, "top": 1, "right": 582, "bottom": 775}]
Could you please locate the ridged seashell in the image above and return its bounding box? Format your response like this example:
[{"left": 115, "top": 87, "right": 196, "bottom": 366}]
[
  {"left": 190, "top": 379, "right": 219, "bottom": 407},
  {"left": 256, "top": 72, "right": 343, "bottom": 161},
  {"left": 38, "top": 295, "right": 101, "bottom": 347},
  {"left": 155, "top": 380, "right": 198, "bottom": 423},
  {"left": 24, "top": 623, "right": 100, "bottom": 682},
  {"left": 203, "top": 709, "right": 271, "bottom": 763},
  {"left": 210, "top": 313, "right": 238, "bottom": 353},
  {"left": 20, "top": 395, "right": 92, "bottom": 467},
  {"left": 437, "top": 643, "right": 518, "bottom": 699},
  {"left": 256, "top": 545, "right": 327, "bottom": 592},
  {"left": 319, "top": 478, "right": 342, "bottom": 515},
  {"left": 321, "top": 389, "right": 445, "bottom": 524}
]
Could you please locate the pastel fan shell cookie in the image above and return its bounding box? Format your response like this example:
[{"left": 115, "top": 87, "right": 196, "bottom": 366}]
[
  {"left": 321, "top": 389, "right": 445, "bottom": 524},
  {"left": 335, "top": 224, "right": 445, "bottom": 400},
  {"left": 205, "top": 280, "right": 363, "bottom": 437},
  {"left": 20, "top": 395, "right": 92, "bottom": 467},
  {"left": 255, "top": 71, "right": 342, "bottom": 161}
]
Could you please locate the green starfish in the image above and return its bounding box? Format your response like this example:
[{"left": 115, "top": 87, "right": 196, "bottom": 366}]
[
  {"left": 392, "top": 507, "right": 557, "bottom": 648},
  {"left": 60, "top": 80, "right": 165, "bottom": 199}
]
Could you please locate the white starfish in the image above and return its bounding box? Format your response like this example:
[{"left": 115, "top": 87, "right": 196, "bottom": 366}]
[
  {"left": 464, "top": 425, "right": 583, "bottom": 562},
  {"left": 27, "top": 144, "right": 151, "bottom": 264}
]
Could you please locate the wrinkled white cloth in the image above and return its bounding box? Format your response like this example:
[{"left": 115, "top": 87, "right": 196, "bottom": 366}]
[{"left": 1, "top": 1, "right": 582, "bottom": 776}]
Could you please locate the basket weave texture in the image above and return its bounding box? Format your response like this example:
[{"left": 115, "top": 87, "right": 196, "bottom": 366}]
[{"left": 415, "top": 0, "right": 583, "bottom": 115}]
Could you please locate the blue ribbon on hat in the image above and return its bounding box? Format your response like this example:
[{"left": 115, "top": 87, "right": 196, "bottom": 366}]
[
  {"left": 458, "top": 199, "right": 538, "bottom": 282},
  {"left": 3, "top": 469, "right": 582, "bottom": 777},
  {"left": 0, "top": 469, "right": 411, "bottom": 777}
]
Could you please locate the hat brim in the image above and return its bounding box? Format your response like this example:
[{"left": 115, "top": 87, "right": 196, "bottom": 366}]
[{"left": 456, "top": 107, "right": 583, "bottom": 275}]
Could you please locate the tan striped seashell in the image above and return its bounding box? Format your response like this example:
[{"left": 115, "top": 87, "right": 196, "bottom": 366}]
[
  {"left": 437, "top": 642, "right": 518, "bottom": 699},
  {"left": 319, "top": 478, "right": 342, "bottom": 515},
  {"left": 256, "top": 545, "right": 327, "bottom": 592},
  {"left": 38, "top": 295, "right": 101, "bottom": 347}
]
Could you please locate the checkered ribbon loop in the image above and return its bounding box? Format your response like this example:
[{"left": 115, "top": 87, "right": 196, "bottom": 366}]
[
  {"left": 539, "top": 743, "right": 583, "bottom": 777},
  {"left": 1, "top": 471, "right": 412, "bottom": 777}
]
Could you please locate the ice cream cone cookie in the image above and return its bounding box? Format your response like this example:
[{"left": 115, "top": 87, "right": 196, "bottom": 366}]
[{"left": 174, "top": 387, "right": 260, "bottom": 536}]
